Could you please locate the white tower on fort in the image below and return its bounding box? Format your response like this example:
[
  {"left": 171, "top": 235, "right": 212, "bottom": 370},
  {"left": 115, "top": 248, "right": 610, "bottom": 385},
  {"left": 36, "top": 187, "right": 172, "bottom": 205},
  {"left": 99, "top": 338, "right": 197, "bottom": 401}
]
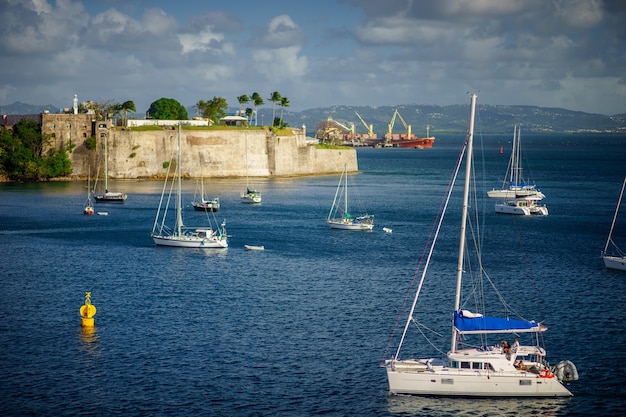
[{"left": 73, "top": 94, "right": 78, "bottom": 114}]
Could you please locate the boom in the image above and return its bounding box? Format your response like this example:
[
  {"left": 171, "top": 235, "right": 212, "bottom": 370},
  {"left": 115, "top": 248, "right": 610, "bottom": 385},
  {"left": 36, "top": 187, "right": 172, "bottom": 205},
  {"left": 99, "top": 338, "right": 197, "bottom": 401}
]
[{"left": 355, "top": 111, "right": 374, "bottom": 136}]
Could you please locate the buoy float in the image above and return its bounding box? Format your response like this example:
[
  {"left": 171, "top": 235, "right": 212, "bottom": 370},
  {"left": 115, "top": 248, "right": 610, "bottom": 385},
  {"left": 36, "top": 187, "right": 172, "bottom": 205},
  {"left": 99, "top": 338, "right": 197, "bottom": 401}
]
[{"left": 80, "top": 291, "right": 97, "bottom": 327}]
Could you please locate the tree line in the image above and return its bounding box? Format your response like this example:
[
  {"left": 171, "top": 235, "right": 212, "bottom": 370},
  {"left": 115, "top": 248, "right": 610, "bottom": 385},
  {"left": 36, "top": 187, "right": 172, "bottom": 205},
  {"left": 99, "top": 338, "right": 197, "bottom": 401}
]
[
  {"left": 73, "top": 91, "right": 291, "bottom": 127},
  {"left": 0, "top": 119, "right": 72, "bottom": 181},
  {"left": 148, "top": 91, "right": 290, "bottom": 127},
  {"left": 0, "top": 91, "right": 291, "bottom": 181}
]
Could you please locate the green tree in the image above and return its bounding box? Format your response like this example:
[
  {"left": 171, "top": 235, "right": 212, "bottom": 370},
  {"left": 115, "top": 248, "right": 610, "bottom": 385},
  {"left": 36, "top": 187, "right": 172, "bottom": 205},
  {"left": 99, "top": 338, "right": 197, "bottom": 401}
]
[
  {"left": 245, "top": 108, "right": 254, "bottom": 124},
  {"left": 147, "top": 98, "right": 188, "bottom": 120},
  {"left": 0, "top": 120, "right": 71, "bottom": 181},
  {"left": 195, "top": 97, "right": 228, "bottom": 125},
  {"left": 268, "top": 91, "right": 282, "bottom": 127},
  {"left": 120, "top": 100, "right": 136, "bottom": 125},
  {"left": 251, "top": 92, "right": 264, "bottom": 126},
  {"left": 279, "top": 96, "right": 290, "bottom": 126},
  {"left": 237, "top": 95, "right": 249, "bottom": 116}
]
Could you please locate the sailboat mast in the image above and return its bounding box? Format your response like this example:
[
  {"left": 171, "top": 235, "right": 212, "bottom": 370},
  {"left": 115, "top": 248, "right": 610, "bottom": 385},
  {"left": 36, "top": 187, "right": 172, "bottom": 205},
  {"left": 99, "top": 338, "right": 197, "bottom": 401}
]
[
  {"left": 244, "top": 132, "right": 249, "bottom": 189},
  {"left": 515, "top": 125, "right": 521, "bottom": 186},
  {"left": 176, "top": 124, "right": 183, "bottom": 237},
  {"left": 103, "top": 132, "right": 108, "bottom": 192},
  {"left": 604, "top": 177, "right": 626, "bottom": 253},
  {"left": 344, "top": 165, "right": 348, "bottom": 216},
  {"left": 452, "top": 93, "right": 477, "bottom": 353}
]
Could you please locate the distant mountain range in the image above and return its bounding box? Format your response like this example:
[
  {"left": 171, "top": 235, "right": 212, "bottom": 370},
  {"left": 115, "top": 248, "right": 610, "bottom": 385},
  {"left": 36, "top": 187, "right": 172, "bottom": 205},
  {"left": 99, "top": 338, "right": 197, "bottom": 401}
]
[{"left": 3, "top": 101, "right": 625, "bottom": 134}]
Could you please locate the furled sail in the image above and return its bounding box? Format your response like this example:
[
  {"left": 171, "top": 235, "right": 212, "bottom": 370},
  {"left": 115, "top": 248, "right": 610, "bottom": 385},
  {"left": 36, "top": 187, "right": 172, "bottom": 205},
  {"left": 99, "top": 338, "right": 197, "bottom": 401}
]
[{"left": 453, "top": 310, "right": 547, "bottom": 334}]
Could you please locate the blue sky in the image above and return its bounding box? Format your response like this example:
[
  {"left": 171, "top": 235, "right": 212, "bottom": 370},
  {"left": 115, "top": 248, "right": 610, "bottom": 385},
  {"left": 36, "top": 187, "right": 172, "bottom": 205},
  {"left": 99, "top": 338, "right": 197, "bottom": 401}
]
[{"left": 1, "top": 0, "right": 625, "bottom": 115}]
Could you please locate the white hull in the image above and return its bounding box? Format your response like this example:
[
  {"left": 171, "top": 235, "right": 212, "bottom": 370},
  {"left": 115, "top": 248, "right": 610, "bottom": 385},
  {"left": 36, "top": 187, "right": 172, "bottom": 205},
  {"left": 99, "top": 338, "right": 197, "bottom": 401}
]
[
  {"left": 603, "top": 255, "right": 626, "bottom": 271},
  {"left": 386, "top": 365, "right": 572, "bottom": 397},
  {"left": 152, "top": 234, "right": 228, "bottom": 248},
  {"left": 488, "top": 189, "right": 545, "bottom": 199},
  {"left": 245, "top": 245, "right": 265, "bottom": 251},
  {"left": 328, "top": 219, "right": 374, "bottom": 230},
  {"left": 241, "top": 194, "right": 262, "bottom": 204},
  {"left": 495, "top": 201, "right": 548, "bottom": 216}
]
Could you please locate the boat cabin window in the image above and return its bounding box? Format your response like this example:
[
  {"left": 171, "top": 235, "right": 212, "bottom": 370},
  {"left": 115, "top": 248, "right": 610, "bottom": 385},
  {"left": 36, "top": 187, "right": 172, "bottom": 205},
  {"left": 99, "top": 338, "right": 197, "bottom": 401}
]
[
  {"left": 484, "top": 363, "right": 495, "bottom": 371},
  {"left": 450, "top": 361, "right": 486, "bottom": 370}
]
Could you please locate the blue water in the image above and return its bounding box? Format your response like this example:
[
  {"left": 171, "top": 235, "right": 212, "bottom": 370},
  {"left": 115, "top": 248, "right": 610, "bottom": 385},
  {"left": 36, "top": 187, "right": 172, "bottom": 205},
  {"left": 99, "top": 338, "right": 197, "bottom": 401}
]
[{"left": 1, "top": 133, "right": 625, "bottom": 416}]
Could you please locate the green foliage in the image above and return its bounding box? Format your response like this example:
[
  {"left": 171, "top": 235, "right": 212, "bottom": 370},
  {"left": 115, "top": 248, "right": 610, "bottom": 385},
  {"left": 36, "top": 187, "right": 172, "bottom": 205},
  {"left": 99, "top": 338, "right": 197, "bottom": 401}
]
[
  {"left": 273, "top": 117, "right": 288, "bottom": 128},
  {"left": 147, "top": 98, "right": 188, "bottom": 120},
  {"left": 163, "top": 161, "right": 170, "bottom": 169},
  {"left": 128, "top": 125, "right": 164, "bottom": 131},
  {"left": 129, "top": 152, "right": 136, "bottom": 158},
  {"left": 316, "top": 143, "right": 350, "bottom": 150},
  {"left": 43, "top": 147, "right": 72, "bottom": 178},
  {"left": 0, "top": 120, "right": 72, "bottom": 181},
  {"left": 195, "top": 97, "right": 228, "bottom": 124}
]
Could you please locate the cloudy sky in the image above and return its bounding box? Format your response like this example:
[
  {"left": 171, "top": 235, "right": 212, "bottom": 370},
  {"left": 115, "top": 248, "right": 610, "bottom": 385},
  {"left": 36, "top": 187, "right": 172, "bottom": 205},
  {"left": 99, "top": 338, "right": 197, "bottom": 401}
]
[{"left": 1, "top": 0, "right": 625, "bottom": 115}]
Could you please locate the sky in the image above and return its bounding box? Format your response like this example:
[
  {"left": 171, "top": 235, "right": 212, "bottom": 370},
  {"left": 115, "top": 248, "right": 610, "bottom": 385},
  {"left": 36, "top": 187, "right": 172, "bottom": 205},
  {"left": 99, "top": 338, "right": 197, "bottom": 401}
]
[{"left": 1, "top": 0, "right": 625, "bottom": 116}]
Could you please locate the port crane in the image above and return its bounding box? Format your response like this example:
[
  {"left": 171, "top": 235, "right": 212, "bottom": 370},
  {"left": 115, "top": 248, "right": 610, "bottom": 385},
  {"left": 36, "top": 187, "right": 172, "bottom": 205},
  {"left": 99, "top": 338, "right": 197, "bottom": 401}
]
[
  {"left": 387, "top": 108, "right": 411, "bottom": 138},
  {"left": 316, "top": 116, "right": 354, "bottom": 143},
  {"left": 328, "top": 116, "right": 354, "bottom": 137},
  {"left": 354, "top": 111, "right": 375, "bottom": 137}
]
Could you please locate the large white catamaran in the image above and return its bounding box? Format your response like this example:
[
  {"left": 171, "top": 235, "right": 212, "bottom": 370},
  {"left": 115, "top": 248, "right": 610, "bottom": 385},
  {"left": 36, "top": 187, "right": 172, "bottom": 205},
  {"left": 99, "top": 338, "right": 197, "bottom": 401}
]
[{"left": 383, "top": 94, "right": 578, "bottom": 397}]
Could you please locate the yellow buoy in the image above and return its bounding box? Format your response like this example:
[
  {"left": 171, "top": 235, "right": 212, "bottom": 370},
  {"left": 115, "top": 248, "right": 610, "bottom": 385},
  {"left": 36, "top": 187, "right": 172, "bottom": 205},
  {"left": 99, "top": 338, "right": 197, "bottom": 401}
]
[{"left": 80, "top": 291, "right": 96, "bottom": 327}]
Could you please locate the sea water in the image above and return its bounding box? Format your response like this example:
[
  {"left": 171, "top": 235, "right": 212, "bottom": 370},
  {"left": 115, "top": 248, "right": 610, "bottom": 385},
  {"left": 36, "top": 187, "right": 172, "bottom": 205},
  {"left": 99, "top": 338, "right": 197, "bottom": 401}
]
[{"left": 1, "top": 133, "right": 625, "bottom": 416}]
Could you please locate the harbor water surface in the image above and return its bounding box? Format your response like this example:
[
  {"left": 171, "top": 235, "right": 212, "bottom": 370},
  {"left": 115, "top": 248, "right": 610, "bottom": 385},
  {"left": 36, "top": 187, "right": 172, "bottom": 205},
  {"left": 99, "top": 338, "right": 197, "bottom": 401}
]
[{"left": 1, "top": 133, "right": 625, "bottom": 416}]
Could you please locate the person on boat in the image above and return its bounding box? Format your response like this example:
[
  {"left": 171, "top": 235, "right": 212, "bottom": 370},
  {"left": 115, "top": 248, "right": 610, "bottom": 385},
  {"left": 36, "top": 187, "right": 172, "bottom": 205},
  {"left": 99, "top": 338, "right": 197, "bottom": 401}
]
[
  {"left": 515, "top": 360, "right": 527, "bottom": 371},
  {"left": 500, "top": 339, "right": 510, "bottom": 352},
  {"left": 512, "top": 337, "right": 520, "bottom": 353},
  {"left": 501, "top": 339, "right": 510, "bottom": 354}
]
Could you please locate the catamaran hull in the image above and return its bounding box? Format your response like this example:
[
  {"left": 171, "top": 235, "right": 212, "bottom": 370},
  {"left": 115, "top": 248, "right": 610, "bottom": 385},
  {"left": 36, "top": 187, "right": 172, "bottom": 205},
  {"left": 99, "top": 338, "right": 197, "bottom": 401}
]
[
  {"left": 603, "top": 255, "right": 626, "bottom": 271},
  {"left": 152, "top": 236, "right": 228, "bottom": 248},
  {"left": 495, "top": 202, "right": 548, "bottom": 216},
  {"left": 386, "top": 367, "right": 572, "bottom": 397},
  {"left": 488, "top": 190, "right": 545, "bottom": 199}
]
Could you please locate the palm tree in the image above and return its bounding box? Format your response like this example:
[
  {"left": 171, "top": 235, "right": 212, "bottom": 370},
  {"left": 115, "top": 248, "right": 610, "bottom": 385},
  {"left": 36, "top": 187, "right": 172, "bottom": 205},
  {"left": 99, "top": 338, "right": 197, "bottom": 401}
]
[
  {"left": 279, "top": 96, "right": 290, "bottom": 126},
  {"left": 269, "top": 91, "right": 282, "bottom": 127},
  {"left": 250, "top": 92, "right": 264, "bottom": 126},
  {"left": 245, "top": 108, "right": 254, "bottom": 125},
  {"left": 120, "top": 100, "right": 136, "bottom": 126},
  {"left": 237, "top": 95, "right": 249, "bottom": 117}
]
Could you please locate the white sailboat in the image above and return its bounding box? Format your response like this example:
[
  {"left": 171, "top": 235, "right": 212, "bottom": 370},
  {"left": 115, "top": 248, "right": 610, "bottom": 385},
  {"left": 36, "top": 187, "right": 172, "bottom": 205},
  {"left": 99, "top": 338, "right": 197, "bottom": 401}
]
[
  {"left": 327, "top": 164, "right": 374, "bottom": 230},
  {"left": 241, "top": 132, "right": 262, "bottom": 204},
  {"left": 602, "top": 177, "right": 626, "bottom": 271},
  {"left": 488, "top": 125, "right": 545, "bottom": 200},
  {"left": 94, "top": 130, "right": 127, "bottom": 203},
  {"left": 151, "top": 125, "right": 228, "bottom": 248},
  {"left": 192, "top": 176, "right": 220, "bottom": 212},
  {"left": 83, "top": 171, "right": 94, "bottom": 215},
  {"left": 383, "top": 94, "right": 577, "bottom": 397}
]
